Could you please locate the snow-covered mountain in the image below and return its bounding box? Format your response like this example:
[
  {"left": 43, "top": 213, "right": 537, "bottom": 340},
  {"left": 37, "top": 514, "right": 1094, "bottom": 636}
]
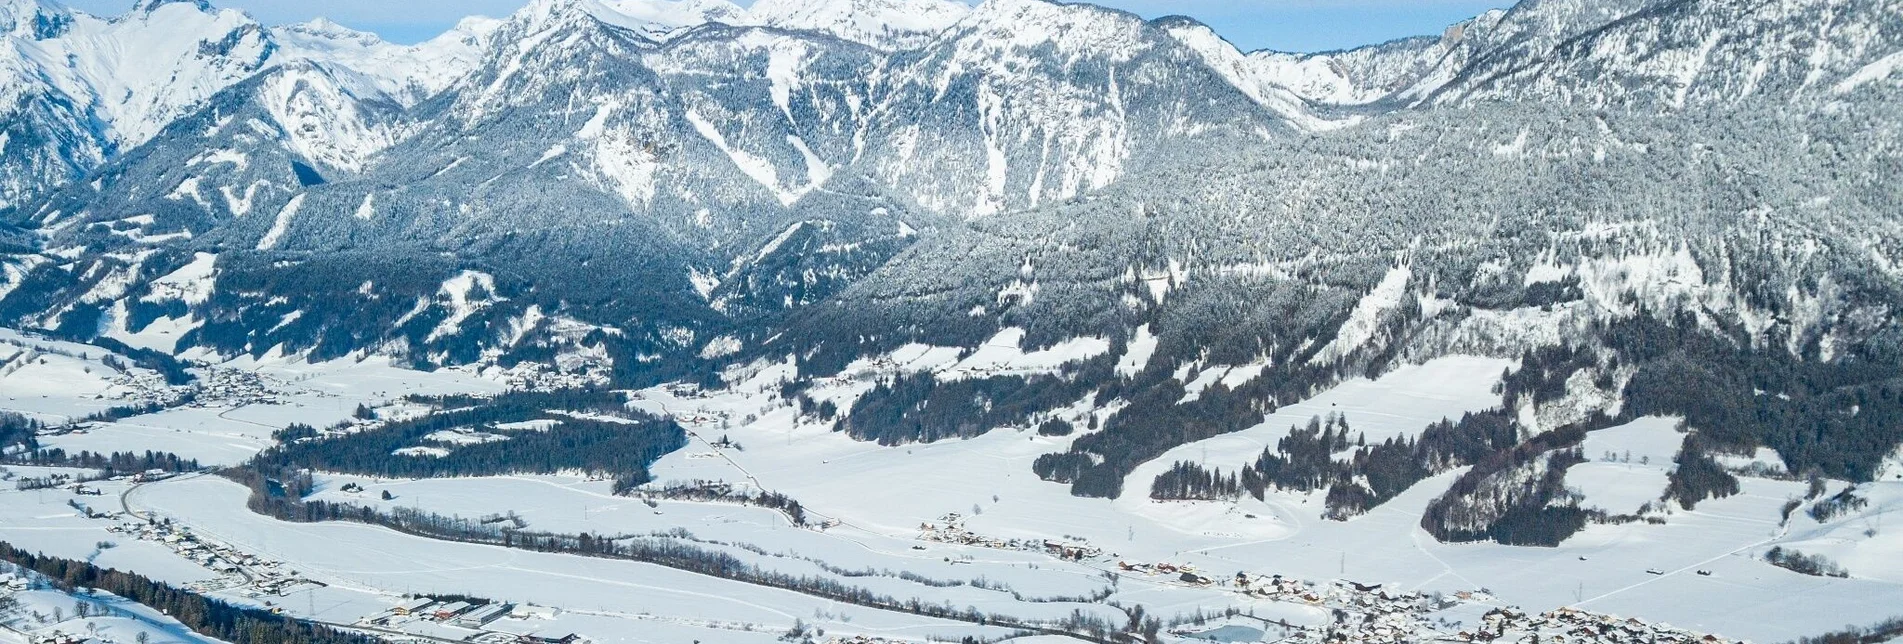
[
  {"left": 747, "top": 0, "right": 969, "bottom": 50},
  {"left": 0, "top": 0, "right": 500, "bottom": 212},
  {"left": 1222, "top": 0, "right": 1672, "bottom": 107},
  {"left": 1428, "top": 0, "right": 1903, "bottom": 108},
  {"left": 271, "top": 16, "right": 503, "bottom": 106},
  {"left": 1242, "top": 13, "right": 1507, "bottom": 106},
  {"left": 0, "top": 0, "right": 266, "bottom": 210},
  {"left": 4, "top": 0, "right": 945, "bottom": 367},
  {"left": 600, "top": 0, "right": 748, "bottom": 29},
  {"left": 7, "top": 0, "right": 1900, "bottom": 362},
  {"left": 858, "top": 0, "right": 1333, "bottom": 219},
  {"left": 503, "top": 0, "right": 749, "bottom": 41}
]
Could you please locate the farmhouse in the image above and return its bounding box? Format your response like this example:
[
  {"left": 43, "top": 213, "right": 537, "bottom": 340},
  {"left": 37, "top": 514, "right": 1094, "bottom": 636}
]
[
  {"left": 392, "top": 597, "right": 435, "bottom": 616},
  {"left": 454, "top": 604, "right": 511, "bottom": 628},
  {"left": 433, "top": 601, "right": 473, "bottom": 620}
]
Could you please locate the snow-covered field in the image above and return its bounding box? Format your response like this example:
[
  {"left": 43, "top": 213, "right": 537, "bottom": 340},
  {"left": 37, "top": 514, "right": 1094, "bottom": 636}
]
[
  {"left": 1567, "top": 416, "right": 1684, "bottom": 515},
  {"left": 5, "top": 336, "right": 506, "bottom": 465},
  {"left": 0, "top": 467, "right": 217, "bottom": 586},
  {"left": 1771, "top": 480, "right": 1903, "bottom": 584},
  {"left": 0, "top": 328, "right": 150, "bottom": 423},
  {"left": 0, "top": 467, "right": 231, "bottom": 644},
  {"left": 130, "top": 475, "right": 1031, "bottom": 643},
  {"left": 46, "top": 408, "right": 282, "bottom": 466},
  {"left": 304, "top": 472, "right": 1121, "bottom": 602}
]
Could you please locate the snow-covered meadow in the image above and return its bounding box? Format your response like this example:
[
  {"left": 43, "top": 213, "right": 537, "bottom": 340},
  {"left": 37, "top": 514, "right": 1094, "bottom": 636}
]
[{"left": 131, "top": 475, "right": 1036, "bottom": 643}]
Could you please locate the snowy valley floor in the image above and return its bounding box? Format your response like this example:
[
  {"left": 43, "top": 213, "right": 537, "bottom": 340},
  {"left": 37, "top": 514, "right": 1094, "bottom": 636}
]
[{"left": 3, "top": 336, "right": 1902, "bottom": 643}]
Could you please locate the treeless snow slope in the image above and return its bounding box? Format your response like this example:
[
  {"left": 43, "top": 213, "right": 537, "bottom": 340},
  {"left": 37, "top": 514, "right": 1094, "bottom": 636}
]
[
  {"left": 1772, "top": 480, "right": 1903, "bottom": 584},
  {"left": 1119, "top": 355, "right": 1515, "bottom": 510},
  {"left": 0, "top": 328, "right": 152, "bottom": 422},
  {"left": 1566, "top": 416, "right": 1684, "bottom": 515},
  {"left": 38, "top": 354, "right": 507, "bottom": 466},
  {"left": 42, "top": 412, "right": 277, "bottom": 466}
]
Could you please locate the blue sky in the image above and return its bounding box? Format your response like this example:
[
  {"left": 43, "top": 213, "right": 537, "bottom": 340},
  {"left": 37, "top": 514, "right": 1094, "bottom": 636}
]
[{"left": 64, "top": 0, "right": 1508, "bottom": 52}]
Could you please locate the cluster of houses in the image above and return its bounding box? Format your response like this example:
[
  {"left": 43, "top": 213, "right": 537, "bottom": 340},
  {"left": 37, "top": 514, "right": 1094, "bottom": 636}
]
[
  {"left": 917, "top": 513, "right": 1105, "bottom": 560},
  {"left": 1112, "top": 564, "right": 1527, "bottom": 644},
  {"left": 1251, "top": 580, "right": 1735, "bottom": 644},
  {"left": 56, "top": 363, "right": 287, "bottom": 417},
  {"left": 88, "top": 360, "right": 186, "bottom": 410},
  {"left": 109, "top": 520, "right": 311, "bottom": 595},
  {"left": 1118, "top": 560, "right": 1217, "bottom": 585},
  {"left": 1465, "top": 607, "right": 1733, "bottom": 644},
  {"left": 1285, "top": 582, "right": 1437, "bottom": 644},
  {"left": 1127, "top": 567, "right": 1737, "bottom": 644},
  {"left": 499, "top": 368, "right": 602, "bottom": 392},
  {"left": 63, "top": 498, "right": 116, "bottom": 521},
  {"left": 186, "top": 368, "right": 285, "bottom": 408},
  {"left": 671, "top": 409, "right": 726, "bottom": 428},
  {"left": 1248, "top": 576, "right": 1423, "bottom": 609}
]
